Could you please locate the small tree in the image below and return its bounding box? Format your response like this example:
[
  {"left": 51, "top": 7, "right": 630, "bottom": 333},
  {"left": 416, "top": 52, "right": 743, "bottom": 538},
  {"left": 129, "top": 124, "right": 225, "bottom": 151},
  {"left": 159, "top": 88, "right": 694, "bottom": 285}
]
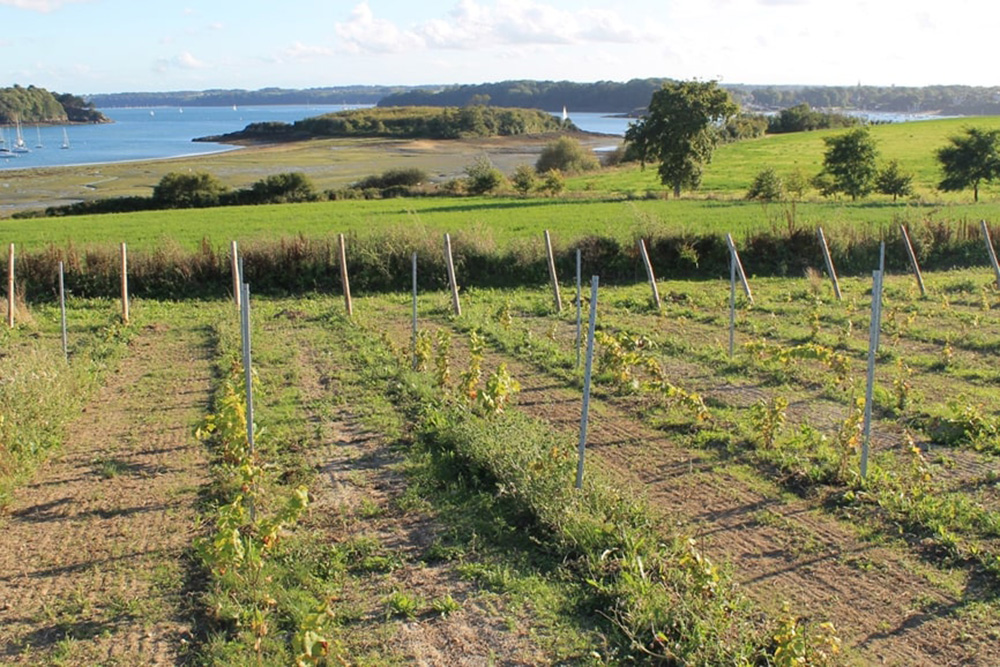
[
  {"left": 937, "top": 127, "right": 1000, "bottom": 202},
  {"left": 153, "top": 171, "right": 229, "bottom": 208},
  {"left": 541, "top": 169, "right": 565, "bottom": 196},
  {"left": 816, "top": 128, "right": 879, "bottom": 201},
  {"left": 511, "top": 164, "right": 537, "bottom": 196},
  {"left": 535, "top": 136, "right": 599, "bottom": 174},
  {"left": 465, "top": 156, "right": 505, "bottom": 195},
  {"left": 746, "top": 168, "right": 783, "bottom": 202},
  {"left": 875, "top": 160, "right": 914, "bottom": 202}
]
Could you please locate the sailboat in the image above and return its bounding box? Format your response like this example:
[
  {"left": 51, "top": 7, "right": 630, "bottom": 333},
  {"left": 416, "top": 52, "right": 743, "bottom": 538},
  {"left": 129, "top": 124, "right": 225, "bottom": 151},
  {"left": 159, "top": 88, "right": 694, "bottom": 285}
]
[
  {"left": 562, "top": 106, "right": 568, "bottom": 122},
  {"left": 12, "top": 117, "right": 30, "bottom": 153},
  {"left": 61, "top": 127, "right": 70, "bottom": 149},
  {"left": 0, "top": 127, "right": 13, "bottom": 157},
  {"left": 35, "top": 125, "right": 43, "bottom": 149}
]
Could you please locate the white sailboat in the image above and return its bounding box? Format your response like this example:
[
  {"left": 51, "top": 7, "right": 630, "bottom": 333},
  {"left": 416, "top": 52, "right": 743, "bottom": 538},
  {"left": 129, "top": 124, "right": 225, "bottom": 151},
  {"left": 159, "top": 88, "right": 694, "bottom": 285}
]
[
  {"left": 12, "top": 117, "right": 30, "bottom": 153},
  {"left": 35, "top": 125, "right": 43, "bottom": 149},
  {"left": 61, "top": 127, "right": 70, "bottom": 149},
  {"left": 0, "top": 127, "right": 13, "bottom": 157},
  {"left": 562, "top": 106, "right": 568, "bottom": 122}
]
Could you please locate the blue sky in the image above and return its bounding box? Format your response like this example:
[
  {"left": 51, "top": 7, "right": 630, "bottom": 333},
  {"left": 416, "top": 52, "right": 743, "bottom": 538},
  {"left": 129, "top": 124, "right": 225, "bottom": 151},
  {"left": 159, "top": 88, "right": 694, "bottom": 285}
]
[{"left": 0, "top": 0, "right": 993, "bottom": 94}]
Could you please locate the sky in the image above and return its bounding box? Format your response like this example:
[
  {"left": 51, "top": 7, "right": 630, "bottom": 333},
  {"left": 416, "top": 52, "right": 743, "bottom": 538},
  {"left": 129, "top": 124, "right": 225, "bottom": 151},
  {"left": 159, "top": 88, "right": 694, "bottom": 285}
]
[{"left": 0, "top": 0, "right": 995, "bottom": 94}]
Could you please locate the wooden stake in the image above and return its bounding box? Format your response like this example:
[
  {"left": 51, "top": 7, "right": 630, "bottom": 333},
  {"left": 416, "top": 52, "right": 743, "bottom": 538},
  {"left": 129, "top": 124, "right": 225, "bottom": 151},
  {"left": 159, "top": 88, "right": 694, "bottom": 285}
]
[
  {"left": 544, "top": 230, "right": 562, "bottom": 312},
  {"left": 444, "top": 233, "right": 461, "bottom": 317},
  {"left": 982, "top": 220, "right": 1000, "bottom": 288},
  {"left": 816, "top": 227, "right": 843, "bottom": 301},
  {"left": 231, "top": 240, "right": 241, "bottom": 308},
  {"left": 338, "top": 233, "right": 353, "bottom": 317},
  {"left": 725, "top": 233, "right": 754, "bottom": 304},
  {"left": 120, "top": 242, "right": 129, "bottom": 324},
  {"left": 6, "top": 243, "right": 13, "bottom": 329},
  {"left": 899, "top": 224, "right": 926, "bottom": 297},
  {"left": 637, "top": 238, "right": 661, "bottom": 309}
]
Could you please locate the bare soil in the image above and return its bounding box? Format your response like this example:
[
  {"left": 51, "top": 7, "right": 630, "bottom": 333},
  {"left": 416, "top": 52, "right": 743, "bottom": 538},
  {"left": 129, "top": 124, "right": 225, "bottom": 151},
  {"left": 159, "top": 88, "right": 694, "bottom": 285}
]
[{"left": 0, "top": 322, "right": 213, "bottom": 666}]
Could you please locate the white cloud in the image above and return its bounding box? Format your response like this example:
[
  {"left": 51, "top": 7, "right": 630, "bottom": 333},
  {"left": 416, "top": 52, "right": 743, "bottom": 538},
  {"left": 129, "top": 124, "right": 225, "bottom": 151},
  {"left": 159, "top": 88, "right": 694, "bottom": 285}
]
[
  {"left": 283, "top": 41, "right": 335, "bottom": 61},
  {"left": 0, "top": 0, "right": 88, "bottom": 11},
  {"left": 335, "top": 0, "right": 664, "bottom": 55},
  {"left": 154, "top": 51, "right": 207, "bottom": 73}
]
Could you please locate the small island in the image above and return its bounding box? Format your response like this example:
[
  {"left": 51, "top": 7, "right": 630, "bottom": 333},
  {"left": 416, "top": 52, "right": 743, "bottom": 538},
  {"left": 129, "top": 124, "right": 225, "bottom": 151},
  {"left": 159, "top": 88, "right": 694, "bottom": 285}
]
[{"left": 195, "top": 105, "right": 575, "bottom": 143}]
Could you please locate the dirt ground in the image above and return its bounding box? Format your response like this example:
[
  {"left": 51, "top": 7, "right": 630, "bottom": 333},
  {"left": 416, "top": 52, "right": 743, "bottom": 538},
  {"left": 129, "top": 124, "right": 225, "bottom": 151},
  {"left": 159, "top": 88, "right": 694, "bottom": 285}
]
[{"left": 0, "top": 322, "right": 214, "bottom": 665}]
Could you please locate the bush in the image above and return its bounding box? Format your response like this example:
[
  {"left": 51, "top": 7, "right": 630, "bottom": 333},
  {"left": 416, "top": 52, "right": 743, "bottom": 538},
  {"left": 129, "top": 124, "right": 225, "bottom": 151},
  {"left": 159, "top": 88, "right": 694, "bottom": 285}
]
[
  {"left": 746, "top": 168, "right": 784, "bottom": 202},
  {"left": 511, "top": 165, "right": 537, "bottom": 196},
  {"left": 535, "top": 136, "right": 599, "bottom": 174},
  {"left": 353, "top": 168, "right": 428, "bottom": 190},
  {"left": 465, "top": 156, "right": 506, "bottom": 195},
  {"left": 152, "top": 171, "right": 230, "bottom": 208}
]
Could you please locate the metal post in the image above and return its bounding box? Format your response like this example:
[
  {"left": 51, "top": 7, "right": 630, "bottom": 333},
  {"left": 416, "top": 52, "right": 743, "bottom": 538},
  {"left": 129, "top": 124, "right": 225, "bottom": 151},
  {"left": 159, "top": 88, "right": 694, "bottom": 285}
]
[
  {"left": 981, "top": 220, "right": 1000, "bottom": 288},
  {"left": 729, "top": 250, "right": 736, "bottom": 358},
  {"left": 412, "top": 251, "right": 418, "bottom": 369},
  {"left": 725, "top": 233, "right": 754, "bottom": 303},
  {"left": 637, "top": 238, "right": 661, "bottom": 309},
  {"left": 816, "top": 227, "right": 843, "bottom": 301},
  {"left": 241, "top": 282, "right": 255, "bottom": 460},
  {"left": 899, "top": 225, "right": 926, "bottom": 297},
  {"left": 860, "top": 269, "right": 884, "bottom": 480},
  {"left": 576, "top": 276, "right": 599, "bottom": 490},
  {"left": 120, "top": 242, "right": 129, "bottom": 324},
  {"left": 444, "top": 233, "right": 461, "bottom": 317},
  {"left": 338, "top": 233, "right": 353, "bottom": 317},
  {"left": 231, "top": 240, "right": 241, "bottom": 308},
  {"left": 7, "top": 243, "right": 13, "bottom": 329},
  {"left": 544, "top": 230, "right": 562, "bottom": 312},
  {"left": 575, "top": 249, "right": 582, "bottom": 369},
  {"left": 59, "top": 261, "right": 68, "bottom": 359}
]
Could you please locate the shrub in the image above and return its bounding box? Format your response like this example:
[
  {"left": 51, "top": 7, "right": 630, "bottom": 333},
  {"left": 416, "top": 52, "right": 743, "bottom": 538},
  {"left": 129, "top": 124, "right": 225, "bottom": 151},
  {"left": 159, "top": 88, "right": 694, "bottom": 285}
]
[
  {"left": 746, "top": 168, "right": 784, "bottom": 202},
  {"left": 353, "top": 168, "right": 428, "bottom": 190},
  {"left": 152, "top": 171, "right": 229, "bottom": 208},
  {"left": 511, "top": 164, "right": 537, "bottom": 196},
  {"left": 465, "top": 156, "right": 506, "bottom": 195},
  {"left": 535, "top": 136, "right": 599, "bottom": 174}
]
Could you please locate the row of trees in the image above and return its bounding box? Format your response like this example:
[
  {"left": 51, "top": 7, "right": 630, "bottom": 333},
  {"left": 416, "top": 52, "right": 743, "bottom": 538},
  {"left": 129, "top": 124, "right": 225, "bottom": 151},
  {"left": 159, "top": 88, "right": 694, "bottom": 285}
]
[
  {"left": 626, "top": 80, "right": 1000, "bottom": 202},
  {"left": 0, "top": 85, "right": 107, "bottom": 124}
]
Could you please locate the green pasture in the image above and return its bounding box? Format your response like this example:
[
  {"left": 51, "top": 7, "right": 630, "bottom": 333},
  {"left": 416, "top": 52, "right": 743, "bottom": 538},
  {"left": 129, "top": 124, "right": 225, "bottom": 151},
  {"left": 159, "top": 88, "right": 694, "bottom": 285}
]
[{"left": 3, "top": 116, "right": 1000, "bottom": 254}]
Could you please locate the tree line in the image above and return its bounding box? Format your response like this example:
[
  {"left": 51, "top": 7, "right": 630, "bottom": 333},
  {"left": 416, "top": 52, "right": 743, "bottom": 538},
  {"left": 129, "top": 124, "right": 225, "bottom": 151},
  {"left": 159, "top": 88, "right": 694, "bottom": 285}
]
[{"left": 627, "top": 80, "right": 1000, "bottom": 203}]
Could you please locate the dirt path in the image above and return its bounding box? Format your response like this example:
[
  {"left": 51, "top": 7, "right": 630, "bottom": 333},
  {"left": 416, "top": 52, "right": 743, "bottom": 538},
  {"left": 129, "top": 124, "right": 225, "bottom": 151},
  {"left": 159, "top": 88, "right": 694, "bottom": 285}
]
[
  {"left": 266, "top": 318, "right": 562, "bottom": 664},
  {"left": 0, "top": 321, "right": 213, "bottom": 666},
  {"left": 373, "top": 307, "right": 1000, "bottom": 666}
]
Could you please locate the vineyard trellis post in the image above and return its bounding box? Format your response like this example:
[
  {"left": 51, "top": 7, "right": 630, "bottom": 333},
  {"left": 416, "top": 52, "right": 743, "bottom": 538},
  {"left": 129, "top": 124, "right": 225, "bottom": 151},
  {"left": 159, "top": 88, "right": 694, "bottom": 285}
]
[
  {"left": 576, "top": 275, "right": 599, "bottom": 490},
  {"left": 411, "top": 251, "right": 418, "bottom": 369},
  {"left": 575, "top": 248, "right": 582, "bottom": 369},
  {"left": 725, "top": 233, "right": 753, "bottom": 304},
  {"left": 861, "top": 244, "right": 886, "bottom": 480},
  {"left": 7, "top": 243, "right": 13, "bottom": 329},
  {"left": 120, "top": 242, "right": 129, "bottom": 324},
  {"left": 729, "top": 248, "right": 736, "bottom": 358},
  {"left": 544, "top": 230, "right": 562, "bottom": 313},
  {"left": 981, "top": 220, "right": 1000, "bottom": 288},
  {"left": 240, "top": 279, "right": 256, "bottom": 521},
  {"left": 816, "top": 227, "right": 843, "bottom": 301},
  {"left": 59, "top": 261, "right": 68, "bottom": 359},
  {"left": 899, "top": 224, "right": 926, "bottom": 297},
  {"left": 231, "top": 240, "right": 241, "bottom": 309},
  {"left": 338, "top": 233, "right": 353, "bottom": 318},
  {"left": 444, "top": 233, "right": 461, "bottom": 317},
  {"left": 637, "top": 238, "right": 661, "bottom": 310}
]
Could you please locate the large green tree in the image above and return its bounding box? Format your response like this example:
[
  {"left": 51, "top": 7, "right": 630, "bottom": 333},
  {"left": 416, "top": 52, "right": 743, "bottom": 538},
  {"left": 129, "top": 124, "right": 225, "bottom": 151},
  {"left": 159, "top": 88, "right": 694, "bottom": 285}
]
[
  {"left": 815, "top": 128, "right": 879, "bottom": 201},
  {"left": 937, "top": 127, "right": 1000, "bottom": 202},
  {"left": 625, "top": 80, "right": 738, "bottom": 197}
]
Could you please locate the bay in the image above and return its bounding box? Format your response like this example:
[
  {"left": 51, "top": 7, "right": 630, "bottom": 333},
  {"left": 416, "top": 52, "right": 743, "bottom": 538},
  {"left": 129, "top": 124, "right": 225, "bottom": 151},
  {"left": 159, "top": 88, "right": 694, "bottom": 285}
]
[{"left": 0, "top": 106, "right": 633, "bottom": 172}]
